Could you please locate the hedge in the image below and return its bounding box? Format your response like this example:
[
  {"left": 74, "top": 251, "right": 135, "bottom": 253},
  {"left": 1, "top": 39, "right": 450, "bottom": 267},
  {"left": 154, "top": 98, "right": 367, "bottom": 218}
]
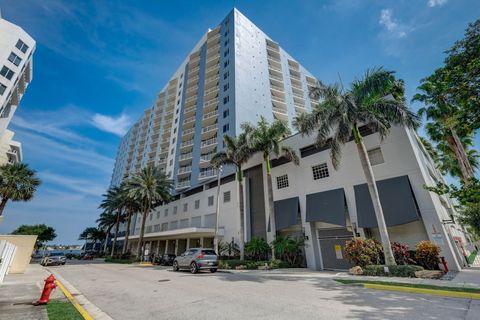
[{"left": 363, "top": 265, "right": 424, "bottom": 277}]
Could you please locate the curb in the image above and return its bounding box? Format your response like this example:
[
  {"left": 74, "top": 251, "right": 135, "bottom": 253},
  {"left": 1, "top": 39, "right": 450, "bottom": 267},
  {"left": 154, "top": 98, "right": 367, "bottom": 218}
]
[
  {"left": 55, "top": 279, "right": 93, "bottom": 320},
  {"left": 363, "top": 283, "right": 480, "bottom": 300},
  {"left": 46, "top": 268, "right": 114, "bottom": 320}
]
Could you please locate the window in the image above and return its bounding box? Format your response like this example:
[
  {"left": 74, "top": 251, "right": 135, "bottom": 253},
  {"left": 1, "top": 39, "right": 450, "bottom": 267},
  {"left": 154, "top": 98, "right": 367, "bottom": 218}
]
[
  {"left": 224, "top": 39, "right": 230, "bottom": 46},
  {"left": 161, "top": 223, "right": 168, "bottom": 231},
  {"left": 208, "top": 195, "right": 214, "bottom": 206},
  {"left": 171, "top": 148, "right": 175, "bottom": 154},
  {"left": 312, "top": 163, "right": 329, "bottom": 180},
  {"left": 224, "top": 71, "right": 229, "bottom": 79},
  {"left": 156, "top": 212, "right": 160, "bottom": 219},
  {"left": 183, "top": 203, "right": 188, "bottom": 212},
  {"left": 149, "top": 214, "right": 153, "bottom": 221},
  {"left": 0, "top": 66, "right": 14, "bottom": 80},
  {"left": 7, "top": 52, "right": 21, "bottom": 66},
  {"left": 368, "top": 147, "right": 384, "bottom": 166},
  {"left": 224, "top": 83, "right": 229, "bottom": 91},
  {"left": 223, "top": 109, "right": 229, "bottom": 118},
  {"left": 15, "top": 39, "right": 29, "bottom": 53},
  {"left": 224, "top": 48, "right": 229, "bottom": 57},
  {"left": 223, "top": 191, "right": 231, "bottom": 203},
  {"left": 173, "top": 206, "right": 178, "bottom": 214},
  {"left": 223, "top": 124, "right": 229, "bottom": 133},
  {"left": 154, "top": 224, "right": 161, "bottom": 232},
  {"left": 194, "top": 199, "right": 200, "bottom": 209},
  {"left": 276, "top": 174, "right": 289, "bottom": 189},
  {"left": 0, "top": 84, "right": 6, "bottom": 96},
  {"left": 223, "top": 96, "right": 229, "bottom": 104},
  {"left": 164, "top": 208, "right": 169, "bottom": 217},
  {"left": 224, "top": 60, "right": 230, "bottom": 68}
]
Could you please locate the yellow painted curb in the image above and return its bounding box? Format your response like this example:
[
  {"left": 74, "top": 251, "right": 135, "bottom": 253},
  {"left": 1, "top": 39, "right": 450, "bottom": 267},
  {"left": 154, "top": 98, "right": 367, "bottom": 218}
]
[
  {"left": 363, "top": 283, "right": 480, "bottom": 300},
  {"left": 55, "top": 280, "right": 94, "bottom": 320},
  {"left": 138, "top": 262, "right": 153, "bottom": 266}
]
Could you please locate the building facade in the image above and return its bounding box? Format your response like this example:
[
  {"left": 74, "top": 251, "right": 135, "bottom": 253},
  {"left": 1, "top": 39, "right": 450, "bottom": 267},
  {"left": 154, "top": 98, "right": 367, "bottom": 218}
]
[
  {"left": 0, "top": 15, "right": 35, "bottom": 164},
  {"left": 113, "top": 9, "right": 472, "bottom": 271},
  {"left": 110, "top": 9, "right": 320, "bottom": 190}
]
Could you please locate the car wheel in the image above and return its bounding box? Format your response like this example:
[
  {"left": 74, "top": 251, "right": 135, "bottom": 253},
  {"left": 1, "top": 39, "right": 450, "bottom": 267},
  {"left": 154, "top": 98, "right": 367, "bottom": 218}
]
[
  {"left": 210, "top": 268, "right": 217, "bottom": 273},
  {"left": 190, "top": 262, "right": 198, "bottom": 274},
  {"left": 173, "top": 261, "right": 179, "bottom": 271}
]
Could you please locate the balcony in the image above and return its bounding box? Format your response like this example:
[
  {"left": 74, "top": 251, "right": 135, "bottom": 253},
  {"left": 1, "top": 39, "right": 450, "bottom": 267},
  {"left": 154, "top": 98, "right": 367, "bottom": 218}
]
[
  {"left": 200, "top": 152, "right": 215, "bottom": 162},
  {"left": 184, "top": 105, "right": 196, "bottom": 115},
  {"left": 271, "top": 95, "right": 286, "bottom": 105},
  {"left": 270, "top": 83, "right": 284, "bottom": 93},
  {"left": 183, "top": 116, "right": 196, "bottom": 127},
  {"left": 201, "top": 137, "right": 218, "bottom": 150},
  {"left": 202, "top": 110, "right": 218, "bottom": 121},
  {"left": 187, "top": 75, "right": 199, "bottom": 84},
  {"left": 176, "top": 180, "right": 191, "bottom": 189},
  {"left": 205, "top": 65, "right": 220, "bottom": 75},
  {"left": 182, "top": 127, "right": 196, "bottom": 137},
  {"left": 181, "top": 140, "right": 194, "bottom": 149},
  {"left": 178, "top": 166, "right": 192, "bottom": 175},
  {"left": 204, "top": 86, "right": 219, "bottom": 98},
  {"left": 203, "top": 99, "right": 218, "bottom": 111},
  {"left": 207, "top": 33, "right": 220, "bottom": 43},
  {"left": 272, "top": 106, "right": 288, "bottom": 116},
  {"left": 293, "top": 93, "right": 305, "bottom": 101},
  {"left": 199, "top": 168, "right": 218, "bottom": 180},
  {"left": 201, "top": 124, "right": 218, "bottom": 134},
  {"left": 185, "top": 96, "right": 197, "bottom": 105},
  {"left": 269, "top": 73, "right": 284, "bottom": 82},
  {"left": 179, "top": 152, "right": 193, "bottom": 161},
  {"left": 268, "top": 64, "right": 282, "bottom": 73}
]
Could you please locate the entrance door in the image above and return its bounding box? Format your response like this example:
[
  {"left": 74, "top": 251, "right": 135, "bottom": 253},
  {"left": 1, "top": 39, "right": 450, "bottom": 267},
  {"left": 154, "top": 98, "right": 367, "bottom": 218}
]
[{"left": 318, "top": 228, "right": 353, "bottom": 270}]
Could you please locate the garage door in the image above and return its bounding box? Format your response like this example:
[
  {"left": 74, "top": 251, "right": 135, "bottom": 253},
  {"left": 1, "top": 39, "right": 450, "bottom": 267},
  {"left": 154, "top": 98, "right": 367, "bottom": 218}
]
[{"left": 318, "top": 228, "right": 353, "bottom": 270}]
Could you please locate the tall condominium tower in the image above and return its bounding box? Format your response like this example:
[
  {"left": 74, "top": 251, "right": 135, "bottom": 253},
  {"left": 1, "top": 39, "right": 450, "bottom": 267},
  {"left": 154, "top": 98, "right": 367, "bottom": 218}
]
[
  {"left": 0, "top": 15, "right": 35, "bottom": 164},
  {"left": 111, "top": 9, "right": 320, "bottom": 190}
]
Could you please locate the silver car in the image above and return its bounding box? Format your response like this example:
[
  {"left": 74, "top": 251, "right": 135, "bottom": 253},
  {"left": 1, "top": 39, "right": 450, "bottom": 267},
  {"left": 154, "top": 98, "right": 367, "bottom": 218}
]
[
  {"left": 173, "top": 248, "right": 218, "bottom": 274},
  {"left": 40, "top": 252, "right": 67, "bottom": 266}
]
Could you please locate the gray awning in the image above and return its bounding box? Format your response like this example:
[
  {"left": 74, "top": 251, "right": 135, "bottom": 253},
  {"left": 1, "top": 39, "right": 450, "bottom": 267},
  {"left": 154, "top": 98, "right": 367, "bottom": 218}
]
[
  {"left": 354, "top": 175, "right": 420, "bottom": 228},
  {"left": 274, "top": 197, "right": 300, "bottom": 230},
  {"left": 306, "top": 188, "right": 347, "bottom": 226}
]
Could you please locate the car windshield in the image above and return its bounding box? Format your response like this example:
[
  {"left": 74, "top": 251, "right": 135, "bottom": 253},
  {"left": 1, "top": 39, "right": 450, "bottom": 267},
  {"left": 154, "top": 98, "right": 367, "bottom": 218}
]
[
  {"left": 202, "top": 250, "right": 216, "bottom": 255},
  {"left": 49, "top": 253, "right": 63, "bottom": 256}
]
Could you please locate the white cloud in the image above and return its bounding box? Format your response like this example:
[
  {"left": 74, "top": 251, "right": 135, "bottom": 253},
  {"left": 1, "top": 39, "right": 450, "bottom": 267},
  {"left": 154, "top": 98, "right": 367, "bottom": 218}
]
[
  {"left": 91, "top": 113, "right": 132, "bottom": 136},
  {"left": 428, "top": 0, "right": 448, "bottom": 7},
  {"left": 40, "top": 171, "right": 108, "bottom": 197},
  {"left": 379, "top": 9, "right": 407, "bottom": 38}
]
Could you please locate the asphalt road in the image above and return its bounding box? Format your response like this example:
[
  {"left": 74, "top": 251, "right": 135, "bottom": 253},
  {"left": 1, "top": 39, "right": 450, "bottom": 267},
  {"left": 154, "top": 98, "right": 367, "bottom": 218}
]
[{"left": 49, "top": 263, "right": 479, "bottom": 320}]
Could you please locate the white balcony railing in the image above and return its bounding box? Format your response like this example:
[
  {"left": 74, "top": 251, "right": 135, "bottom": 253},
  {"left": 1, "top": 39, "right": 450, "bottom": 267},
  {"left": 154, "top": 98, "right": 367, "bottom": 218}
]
[
  {"left": 177, "top": 180, "right": 191, "bottom": 189},
  {"left": 179, "top": 152, "right": 193, "bottom": 161},
  {"left": 181, "top": 140, "right": 194, "bottom": 148},
  {"left": 183, "top": 116, "right": 196, "bottom": 125},
  {"left": 178, "top": 166, "right": 192, "bottom": 174},
  {"left": 201, "top": 137, "right": 218, "bottom": 148},
  {"left": 199, "top": 168, "right": 218, "bottom": 179},
  {"left": 204, "top": 99, "right": 218, "bottom": 109},
  {"left": 202, "top": 110, "right": 218, "bottom": 120},
  {"left": 204, "top": 87, "right": 219, "bottom": 96},
  {"left": 200, "top": 153, "right": 215, "bottom": 162},
  {"left": 184, "top": 106, "right": 196, "bottom": 114},
  {"left": 202, "top": 124, "right": 218, "bottom": 134}
]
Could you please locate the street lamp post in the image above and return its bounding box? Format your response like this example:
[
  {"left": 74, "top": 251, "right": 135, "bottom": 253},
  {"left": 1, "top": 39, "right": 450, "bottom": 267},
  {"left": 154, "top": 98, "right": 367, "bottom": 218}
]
[{"left": 214, "top": 165, "right": 223, "bottom": 255}]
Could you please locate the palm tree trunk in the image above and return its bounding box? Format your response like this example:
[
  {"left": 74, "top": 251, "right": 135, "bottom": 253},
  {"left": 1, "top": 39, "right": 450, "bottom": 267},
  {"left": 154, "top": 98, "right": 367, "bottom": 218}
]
[
  {"left": 136, "top": 208, "right": 149, "bottom": 260},
  {"left": 264, "top": 156, "right": 276, "bottom": 260},
  {"left": 237, "top": 169, "right": 245, "bottom": 261},
  {"left": 103, "top": 231, "right": 109, "bottom": 253},
  {"left": 447, "top": 129, "right": 475, "bottom": 183},
  {"left": 122, "top": 211, "right": 132, "bottom": 254},
  {"left": 355, "top": 136, "right": 396, "bottom": 266},
  {"left": 111, "top": 210, "right": 121, "bottom": 257},
  {"left": 0, "top": 197, "right": 9, "bottom": 216}
]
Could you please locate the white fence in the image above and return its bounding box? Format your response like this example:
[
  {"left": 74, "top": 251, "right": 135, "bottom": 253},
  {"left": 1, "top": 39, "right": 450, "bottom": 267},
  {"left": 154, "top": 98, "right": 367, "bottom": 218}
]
[{"left": 0, "top": 240, "right": 17, "bottom": 284}]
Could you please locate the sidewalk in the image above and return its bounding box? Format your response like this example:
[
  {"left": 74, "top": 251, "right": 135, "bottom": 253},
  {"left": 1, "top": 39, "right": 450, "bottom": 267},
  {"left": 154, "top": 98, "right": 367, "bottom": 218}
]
[{"left": 0, "top": 264, "right": 64, "bottom": 320}]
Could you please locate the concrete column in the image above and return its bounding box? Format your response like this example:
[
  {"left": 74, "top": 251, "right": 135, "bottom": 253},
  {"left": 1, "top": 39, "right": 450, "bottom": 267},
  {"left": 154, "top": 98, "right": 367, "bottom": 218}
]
[
  {"left": 175, "top": 239, "right": 179, "bottom": 255},
  {"left": 164, "top": 240, "right": 169, "bottom": 254},
  {"left": 186, "top": 238, "right": 190, "bottom": 250}
]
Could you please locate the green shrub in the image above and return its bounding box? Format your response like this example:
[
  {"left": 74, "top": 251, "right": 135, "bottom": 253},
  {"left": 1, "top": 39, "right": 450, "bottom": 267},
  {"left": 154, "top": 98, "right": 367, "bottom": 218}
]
[
  {"left": 363, "top": 265, "right": 424, "bottom": 277},
  {"left": 391, "top": 242, "right": 416, "bottom": 265},
  {"left": 245, "top": 238, "right": 270, "bottom": 261},
  {"left": 415, "top": 241, "right": 441, "bottom": 270},
  {"left": 218, "top": 260, "right": 232, "bottom": 269},
  {"left": 345, "top": 238, "right": 383, "bottom": 267},
  {"left": 104, "top": 257, "right": 133, "bottom": 264},
  {"left": 271, "top": 236, "right": 304, "bottom": 267}
]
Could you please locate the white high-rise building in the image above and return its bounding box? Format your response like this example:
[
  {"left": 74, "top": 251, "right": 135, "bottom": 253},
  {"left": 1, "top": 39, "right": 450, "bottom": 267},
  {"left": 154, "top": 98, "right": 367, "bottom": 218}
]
[
  {"left": 111, "top": 9, "right": 320, "bottom": 189},
  {"left": 0, "top": 14, "right": 35, "bottom": 164}
]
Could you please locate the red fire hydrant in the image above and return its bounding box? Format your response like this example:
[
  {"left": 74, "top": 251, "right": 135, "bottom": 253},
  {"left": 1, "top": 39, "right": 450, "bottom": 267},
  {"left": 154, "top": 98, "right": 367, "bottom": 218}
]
[
  {"left": 440, "top": 256, "right": 449, "bottom": 273},
  {"left": 36, "top": 274, "right": 56, "bottom": 305}
]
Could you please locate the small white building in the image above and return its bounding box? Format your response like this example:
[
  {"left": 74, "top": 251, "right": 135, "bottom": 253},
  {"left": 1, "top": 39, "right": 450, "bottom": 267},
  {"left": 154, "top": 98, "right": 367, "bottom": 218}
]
[{"left": 122, "top": 125, "right": 471, "bottom": 271}]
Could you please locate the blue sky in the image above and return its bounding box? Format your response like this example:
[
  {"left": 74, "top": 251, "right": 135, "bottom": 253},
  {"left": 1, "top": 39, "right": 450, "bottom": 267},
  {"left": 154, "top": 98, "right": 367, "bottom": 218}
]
[{"left": 0, "top": 0, "right": 478, "bottom": 244}]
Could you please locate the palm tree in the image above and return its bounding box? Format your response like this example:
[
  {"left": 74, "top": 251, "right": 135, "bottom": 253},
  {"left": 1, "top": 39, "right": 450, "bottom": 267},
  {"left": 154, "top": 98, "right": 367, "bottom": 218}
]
[
  {"left": 124, "top": 165, "right": 172, "bottom": 259},
  {"left": 79, "top": 227, "right": 105, "bottom": 252},
  {"left": 0, "top": 163, "right": 41, "bottom": 216},
  {"left": 242, "top": 117, "right": 299, "bottom": 259},
  {"left": 211, "top": 133, "right": 253, "bottom": 260},
  {"left": 413, "top": 68, "right": 476, "bottom": 183},
  {"left": 99, "top": 185, "right": 126, "bottom": 256},
  {"left": 96, "top": 210, "right": 117, "bottom": 254},
  {"left": 121, "top": 186, "right": 141, "bottom": 255},
  {"left": 294, "top": 68, "right": 419, "bottom": 266}
]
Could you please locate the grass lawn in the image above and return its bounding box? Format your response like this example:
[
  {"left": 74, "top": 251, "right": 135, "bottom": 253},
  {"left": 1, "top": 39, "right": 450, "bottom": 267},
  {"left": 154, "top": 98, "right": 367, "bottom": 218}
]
[
  {"left": 46, "top": 300, "right": 83, "bottom": 320},
  {"left": 334, "top": 279, "right": 480, "bottom": 294}
]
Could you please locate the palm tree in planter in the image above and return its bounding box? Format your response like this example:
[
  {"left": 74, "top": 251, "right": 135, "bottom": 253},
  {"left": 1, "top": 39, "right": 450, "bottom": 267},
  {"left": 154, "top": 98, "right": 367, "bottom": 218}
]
[
  {"left": 242, "top": 117, "right": 299, "bottom": 259},
  {"left": 125, "top": 165, "right": 173, "bottom": 260},
  {"left": 121, "top": 184, "right": 141, "bottom": 255},
  {"left": 211, "top": 133, "right": 253, "bottom": 260},
  {"left": 0, "top": 163, "right": 41, "bottom": 217},
  {"left": 99, "top": 185, "right": 126, "bottom": 256},
  {"left": 294, "top": 68, "right": 419, "bottom": 266}
]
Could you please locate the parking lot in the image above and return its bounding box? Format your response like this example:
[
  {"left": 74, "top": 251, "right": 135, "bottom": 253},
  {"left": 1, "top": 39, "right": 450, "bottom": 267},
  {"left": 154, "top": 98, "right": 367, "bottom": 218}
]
[{"left": 48, "top": 262, "right": 479, "bottom": 320}]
